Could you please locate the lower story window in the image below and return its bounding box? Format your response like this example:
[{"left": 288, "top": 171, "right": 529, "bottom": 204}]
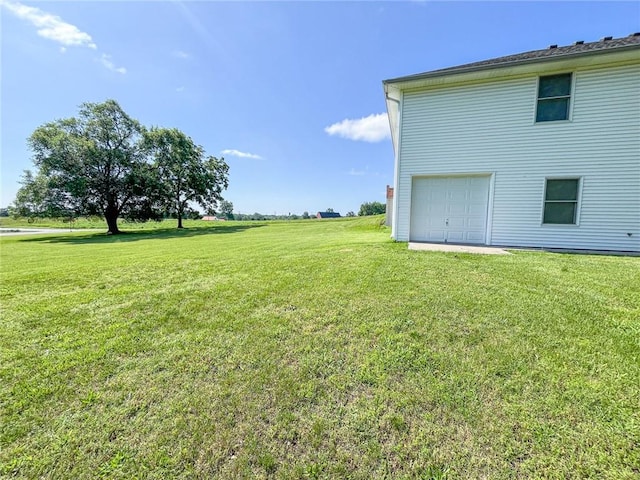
[{"left": 543, "top": 178, "right": 580, "bottom": 224}]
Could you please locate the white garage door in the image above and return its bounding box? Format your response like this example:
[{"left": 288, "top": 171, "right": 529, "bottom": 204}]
[{"left": 410, "top": 176, "right": 490, "bottom": 244}]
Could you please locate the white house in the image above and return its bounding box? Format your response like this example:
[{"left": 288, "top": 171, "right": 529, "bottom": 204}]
[{"left": 383, "top": 34, "right": 640, "bottom": 252}]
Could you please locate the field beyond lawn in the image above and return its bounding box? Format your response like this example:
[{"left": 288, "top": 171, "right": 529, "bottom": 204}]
[{"left": 1, "top": 217, "right": 639, "bottom": 479}]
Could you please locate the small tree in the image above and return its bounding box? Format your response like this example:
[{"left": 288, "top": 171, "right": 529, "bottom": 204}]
[
  {"left": 302, "top": 211, "right": 310, "bottom": 219},
  {"left": 11, "top": 170, "right": 55, "bottom": 218},
  {"left": 346, "top": 211, "right": 356, "bottom": 217},
  {"left": 219, "top": 200, "right": 234, "bottom": 220},
  {"left": 358, "top": 201, "right": 386, "bottom": 216}
]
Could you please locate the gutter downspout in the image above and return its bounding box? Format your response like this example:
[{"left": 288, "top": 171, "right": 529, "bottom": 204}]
[{"left": 384, "top": 86, "right": 401, "bottom": 240}]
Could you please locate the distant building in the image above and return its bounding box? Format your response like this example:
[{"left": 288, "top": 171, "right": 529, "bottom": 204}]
[{"left": 317, "top": 211, "right": 341, "bottom": 219}]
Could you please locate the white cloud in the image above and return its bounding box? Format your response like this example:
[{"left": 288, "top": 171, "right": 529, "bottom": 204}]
[
  {"left": 2, "top": 0, "right": 127, "bottom": 74},
  {"left": 100, "top": 54, "right": 126, "bottom": 75},
  {"left": 324, "top": 113, "right": 390, "bottom": 142},
  {"left": 347, "top": 167, "right": 381, "bottom": 177},
  {"left": 1, "top": 0, "right": 97, "bottom": 49},
  {"left": 221, "top": 149, "right": 263, "bottom": 160},
  {"left": 172, "top": 50, "right": 191, "bottom": 59}
]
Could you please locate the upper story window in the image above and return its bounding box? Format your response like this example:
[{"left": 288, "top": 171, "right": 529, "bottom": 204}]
[{"left": 536, "top": 73, "right": 572, "bottom": 122}]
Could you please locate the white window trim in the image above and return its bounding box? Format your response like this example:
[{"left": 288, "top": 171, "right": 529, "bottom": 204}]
[
  {"left": 533, "top": 72, "right": 576, "bottom": 124},
  {"left": 541, "top": 176, "right": 583, "bottom": 227}
]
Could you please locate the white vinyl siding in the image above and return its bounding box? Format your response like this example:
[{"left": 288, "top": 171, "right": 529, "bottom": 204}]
[{"left": 394, "top": 63, "right": 640, "bottom": 251}]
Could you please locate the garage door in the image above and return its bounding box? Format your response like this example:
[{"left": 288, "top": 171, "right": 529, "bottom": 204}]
[{"left": 410, "top": 176, "right": 490, "bottom": 244}]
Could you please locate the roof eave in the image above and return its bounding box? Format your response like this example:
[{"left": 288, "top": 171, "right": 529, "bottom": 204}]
[{"left": 383, "top": 44, "right": 640, "bottom": 87}]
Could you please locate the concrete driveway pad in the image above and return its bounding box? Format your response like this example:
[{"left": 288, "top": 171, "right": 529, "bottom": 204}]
[{"left": 409, "top": 242, "right": 511, "bottom": 255}]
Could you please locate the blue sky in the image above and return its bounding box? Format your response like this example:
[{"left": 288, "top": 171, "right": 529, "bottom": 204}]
[{"left": 1, "top": 1, "right": 638, "bottom": 215}]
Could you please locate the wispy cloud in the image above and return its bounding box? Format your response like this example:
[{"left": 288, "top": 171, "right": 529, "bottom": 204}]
[
  {"left": 176, "top": 86, "right": 185, "bottom": 92},
  {"left": 172, "top": 49, "right": 191, "bottom": 59},
  {"left": 100, "top": 54, "right": 126, "bottom": 74},
  {"left": 1, "top": 0, "right": 126, "bottom": 74},
  {"left": 172, "top": 1, "right": 227, "bottom": 61},
  {"left": 1, "top": 0, "right": 97, "bottom": 49},
  {"left": 221, "top": 149, "right": 263, "bottom": 160},
  {"left": 325, "top": 113, "right": 390, "bottom": 143},
  {"left": 347, "top": 167, "right": 381, "bottom": 177}
]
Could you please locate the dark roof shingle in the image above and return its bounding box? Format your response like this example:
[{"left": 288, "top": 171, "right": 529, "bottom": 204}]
[{"left": 385, "top": 33, "right": 640, "bottom": 84}]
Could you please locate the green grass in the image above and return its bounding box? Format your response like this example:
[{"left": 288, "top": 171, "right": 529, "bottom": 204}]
[{"left": 1, "top": 216, "right": 639, "bottom": 479}]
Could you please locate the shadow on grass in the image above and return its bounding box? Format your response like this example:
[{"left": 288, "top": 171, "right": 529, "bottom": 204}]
[{"left": 17, "top": 224, "right": 266, "bottom": 244}]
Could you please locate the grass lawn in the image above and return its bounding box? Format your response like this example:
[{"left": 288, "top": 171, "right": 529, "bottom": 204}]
[{"left": 1, "top": 217, "right": 638, "bottom": 479}]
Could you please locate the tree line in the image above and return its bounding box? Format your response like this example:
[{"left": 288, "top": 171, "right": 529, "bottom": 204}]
[
  {"left": 12, "top": 100, "right": 229, "bottom": 234},
  {"left": 225, "top": 206, "right": 384, "bottom": 221},
  {"left": 358, "top": 201, "right": 385, "bottom": 216}
]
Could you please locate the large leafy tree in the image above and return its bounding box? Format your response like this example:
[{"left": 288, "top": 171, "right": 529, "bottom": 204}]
[
  {"left": 28, "top": 100, "right": 152, "bottom": 234},
  {"left": 144, "top": 128, "right": 229, "bottom": 228}
]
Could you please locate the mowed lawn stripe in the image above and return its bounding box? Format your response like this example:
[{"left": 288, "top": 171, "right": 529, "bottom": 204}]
[{"left": 1, "top": 217, "right": 638, "bottom": 479}]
